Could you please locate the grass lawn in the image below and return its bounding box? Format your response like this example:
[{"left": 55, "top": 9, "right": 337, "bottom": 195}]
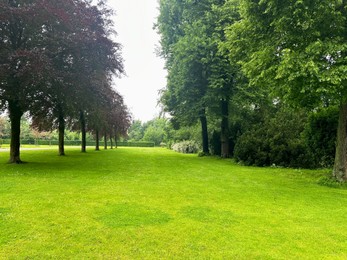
[{"left": 0, "top": 147, "right": 347, "bottom": 259}]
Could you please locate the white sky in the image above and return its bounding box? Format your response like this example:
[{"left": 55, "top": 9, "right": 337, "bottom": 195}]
[{"left": 109, "top": 0, "right": 167, "bottom": 122}]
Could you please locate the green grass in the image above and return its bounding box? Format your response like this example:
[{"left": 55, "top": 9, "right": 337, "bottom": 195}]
[{"left": 0, "top": 147, "right": 347, "bottom": 259}]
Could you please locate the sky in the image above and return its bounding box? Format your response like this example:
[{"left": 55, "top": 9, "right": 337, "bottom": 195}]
[{"left": 109, "top": 0, "right": 167, "bottom": 122}]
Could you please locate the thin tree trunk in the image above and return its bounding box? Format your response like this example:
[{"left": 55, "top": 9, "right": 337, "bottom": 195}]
[
  {"left": 199, "top": 109, "right": 209, "bottom": 154},
  {"left": 58, "top": 114, "right": 65, "bottom": 156},
  {"left": 115, "top": 135, "right": 118, "bottom": 148},
  {"left": 8, "top": 100, "right": 23, "bottom": 163},
  {"left": 104, "top": 132, "right": 107, "bottom": 150},
  {"left": 110, "top": 137, "right": 113, "bottom": 149},
  {"left": 95, "top": 130, "right": 100, "bottom": 151},
  {"left": 80, "top": 110, "right": 86, "bottom": 153},
  {"left": 221, "top": 99, "right": 230, "bottom": 158},
  {"left": 333, "top": 102, "right": 347, "bottom": 181}
]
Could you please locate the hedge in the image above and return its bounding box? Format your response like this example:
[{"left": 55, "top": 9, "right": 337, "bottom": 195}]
[{"left": 0, "top": 139, "right": 155, "bottom": 148}]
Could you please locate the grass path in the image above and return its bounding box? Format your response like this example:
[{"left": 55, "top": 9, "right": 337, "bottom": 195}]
[{"left": 0, "top": 147, "right": 346, "bottom": 259}]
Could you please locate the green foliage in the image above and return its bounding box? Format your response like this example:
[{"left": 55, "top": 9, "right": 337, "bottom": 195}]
[
  {"left": 157, "top": 0, "right": 242, "bottom": 155},
  {"left": 0, "top": 140, "right": 155, "bottom": 147},
  {"left": 116, "top": 141, "right": 155, "bottom": 148},
  {"left": 304, "top": 107, "right": 338, "bottom": 168},
  {"left": 143, "top": 126, "right": 165, "bottom": 146},
  {"left": 171, "top": 140, "right": 200, "bottom": 154},
  {"left": 142, "top": 118, "right": 168, "bottom": 146},
  {"left": 128, "top": 118, "right": 169, "bottom": 146},
  {"left": 0, "top": 116, "right": 9, "bottom": 138},
  {"left": 169, "top": 123, "right": 201, "bottom": 142},
  {"left": 234, "top": 106, "right": 312, "bottom": 168},
  {"left": 226, "top": 0, "right": 347, "bottom": 107},
  {"left": 127, "top": 120, "right": 145, "bottom": 141}
]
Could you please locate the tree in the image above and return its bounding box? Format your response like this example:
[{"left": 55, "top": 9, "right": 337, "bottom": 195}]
[
  {"left": 159, "top": 22, "right": 210, "bottom": 153},
  {"left": 203, "top": 0, "right": 240, "bottom": 157},
  {"left": 128, "top": 120, "right": 145, "bottom": 141},
  {"left": 157, "top": 0, "right": 217, "bottom": 154},
  {"left": 142, "top": 118, "right": 168, "bottom": 146},
  {"left": 2, "top": 0, "right": 124, "bottom": 160},
  {"left": 0, "top": 0, "right": 58, "bottom": 162},
  {"left": 226, "top": 0, "right": 347, "bottom": 180},
  {"left": 157, "top": 0, "right": 241, "bottom": 156}
]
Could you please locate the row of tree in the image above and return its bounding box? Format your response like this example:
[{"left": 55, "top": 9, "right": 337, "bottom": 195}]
[
  {"left": 156, "top": 0, "right": 347, "bottom": 181},
  {"left": 0, "top": 115, "right": 122, "bottom": 148},
  {"left": 0, "top": 0, "right": 131, "bottom": 162}
]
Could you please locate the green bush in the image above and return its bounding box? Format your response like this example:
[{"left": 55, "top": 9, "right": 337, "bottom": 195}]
[
  {"left": 303, "top": 107, "right": 338, "bottom": 168},
  {"left": 0, "top": 139, "right": 155, "bottom": 148},
  {"left": 172, "top": 140, "right": 200, "bottom": 154},
  {"left": 114, "top": 142, "right": 155, "bottom": 147},
  {"left": 234, "top": 107, "right": 313, "bottom": 168}
]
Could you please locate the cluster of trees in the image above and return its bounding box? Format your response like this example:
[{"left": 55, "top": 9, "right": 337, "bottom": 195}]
[
  {"left": 127, "top": 118, "right": 168, "bottom": 146},
  {"left": 156, "top": 0, "right": 347, "bottom": 181},
  {"left": 0, "top": 0, "right": 130, "bottom": 163},
  {"left": 127, "top": 118, "right": 201, "bottom": 147}
]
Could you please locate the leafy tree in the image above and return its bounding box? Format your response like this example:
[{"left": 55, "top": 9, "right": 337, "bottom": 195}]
[
  {"left": 157, "top": 0, "right": 241, "bottom": 156},
  {"left": 128, "top": 120, "right": 145, "bottom": 141},
  {"left": 1, "top": 0, "right": 124, "bottom": 160},
  {"left": 226, "top": 0, "right": 347, "bottom": 180},
  {"left": 33, "top": 1, "right": 123, "bottom": 156},
  {"left": 142, "top": 118, "right": 168, "bottom": 146},
  {"left": 0, "top": 0, "right": 58, "bottom": 162},
  {"left": 203, "top": 0, "right": 240, "bottom": 157},
  {"left": 143, "top": 126, "right": 165, "bottom": 146},
  {"left": 157, "top": 0, "right": 212, "bottom": 154}
]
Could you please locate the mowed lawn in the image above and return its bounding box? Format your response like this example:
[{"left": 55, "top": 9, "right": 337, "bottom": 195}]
[{"left": 0, "top": 147, "right": 347, "bottom": 259}]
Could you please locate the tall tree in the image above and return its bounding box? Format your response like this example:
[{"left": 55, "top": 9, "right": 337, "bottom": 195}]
[
  {"left": 0, "top": 0, "right": 59, "bottom": 162},
  {"left": 157, "top": 0, "right": 241, "bottom": 156},
  {"left": 157, "top": 0, "right": 215, "bottom": 154},
  {"left": 204, "top": 0, "right": 240, "bottom": 157},
  {"left": 225, "top": 0, "right": 347, "bottom": 180},
  {"left": 27, "top": 0, "right": 124, "bottom": 157}
]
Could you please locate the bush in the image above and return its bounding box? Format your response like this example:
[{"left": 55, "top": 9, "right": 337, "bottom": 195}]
[
  {"left": 171, "top": 140, "right": 200, "bottom": 154},
  {"left": 234, "top": 107, "right": 313, "bottom": 168},
  {"left": 303, "top": 107, "right": 338, "bottom": 168}
]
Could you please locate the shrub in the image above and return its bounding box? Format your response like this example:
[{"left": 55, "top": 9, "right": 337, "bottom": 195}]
[
  {"left": 234, "top": 107, "right": 313, "bottom": 168},
  {"left": 303, "top": 107, "right": 338, "bottom": 168},
  {"left": 171, "top": 140, "right": 200, "bottom": 154}
]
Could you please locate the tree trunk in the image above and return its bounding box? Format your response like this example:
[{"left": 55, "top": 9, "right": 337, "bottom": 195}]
[
  {"left": 110, "top": 137, "right": 113, "bottom": 149},
  {"left": 8, "top": 100, "right": 23, "bottom": 164},
  {"left": 58, "top": 114, "right": 65, "bottom": 156},
  {"left": 104, "top": 132, "right": 107, "bottom": 150},
  {"left": 333, "top": 102, "right": 347, "bottom": 181},
  {"left": 199, "top": 109, "right": 209, "bottom": 154},
  {"left": 80, "top": 111, "right": 86, "bottom": 153},
  {"left": 221, "top": 99, "right": 230, "bottom": 158},
  {"left": 95, "top": 130, "right": 100, "bottom": 151},
  {"left": 115, "top": 135, "right": 118, "bottom": 148}
]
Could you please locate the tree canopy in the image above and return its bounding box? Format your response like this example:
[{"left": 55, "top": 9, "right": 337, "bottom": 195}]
[
  {"left": 157, "top": 0, "right": 347, "bottom": 181},
  {"left": 0, "top": 0, "right": 130, "bottom": 162}
]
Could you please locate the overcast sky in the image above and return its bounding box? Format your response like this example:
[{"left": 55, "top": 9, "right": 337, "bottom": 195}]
[{"left": 109, "top": 0, "right": 167, "bottom": 122}]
